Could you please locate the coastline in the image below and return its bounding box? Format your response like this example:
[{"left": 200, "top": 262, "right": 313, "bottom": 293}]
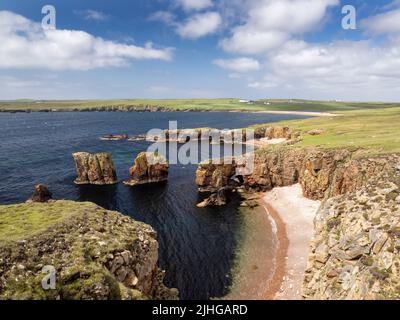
[
  {"left": 263, "top": 185, "right": 320, "bottom": 300},
  {"left": 0, "top": 107, "right": 338, "bottom": 118},
  {"left": 225, "top": 185, "right": 320, "bottom": 300}
]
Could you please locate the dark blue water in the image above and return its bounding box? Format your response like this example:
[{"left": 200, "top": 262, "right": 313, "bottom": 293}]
[{"left": 0, "top": 111, "right": 309, "bottom": 299}]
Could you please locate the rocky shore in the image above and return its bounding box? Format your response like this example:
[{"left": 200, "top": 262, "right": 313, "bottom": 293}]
[{"left": 0, "top": 200, "right": 178, "bottom": 300}]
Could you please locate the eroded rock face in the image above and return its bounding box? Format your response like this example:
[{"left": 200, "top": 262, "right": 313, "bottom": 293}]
[
  {"left": 303, "top": 170, "right": 400, "bottom": 300},
  {"left": 27, "top": 184, "right": 53, "bottom": 203},
  {"left": 72, "top": 152, "right": 117, "bottom": 185},
  {"left": 196, "top": 147, "right": 399, "bottom": 202},
  {"left": 0, "top": 201, "right": 178, "bottom": 300},
  {"left": 124, "top": 152, "right": 168, "bottom": 186}
]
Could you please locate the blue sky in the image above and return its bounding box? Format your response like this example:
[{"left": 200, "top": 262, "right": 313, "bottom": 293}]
[{"left": 0, "top": 0, "right": 399, "bottom": 101}]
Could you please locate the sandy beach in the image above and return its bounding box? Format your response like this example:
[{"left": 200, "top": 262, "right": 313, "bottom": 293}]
[
  {"left": 225, "top": 184, "right": 320, "bottom": 300},
  {"left": 263, "top": 184, "right": 321, "bottom": 300}
]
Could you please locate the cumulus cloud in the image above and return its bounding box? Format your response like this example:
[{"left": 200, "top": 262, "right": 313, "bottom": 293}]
[
  {"left": 246, "top": 38, "right": 400, "bottom": 100},
  {"left": 176, "top": 12, "right": 222, "bottom": 39},
  {"left": 0, "top": 11, "right": 173, "bottom": 71},
  {"left": 221, "top": 0, "right": 339, "bottom": 54},
  {"left": 213, "top": 57, "right": 260, "bottom": 72},
  {"left": 361, "top": 8, "right": 400, "bottom": 35},
  {"left": 177, "top": 0, "right": 213, "bottom": 11}
]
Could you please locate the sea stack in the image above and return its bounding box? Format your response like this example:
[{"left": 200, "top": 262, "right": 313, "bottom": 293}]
[
  {"left": 27, "top": 184, "right": 53, "bottom": 203},
  {"left": 72, "top": 152, "right": 118, "bottom": 185},
  {"left": 124, "top": 152, "right": 169, "bottom": 186}
]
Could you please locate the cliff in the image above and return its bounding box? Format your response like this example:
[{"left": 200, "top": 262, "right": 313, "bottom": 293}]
[
  {"left": 304, "top": 169, "right": 400, "bottom": 299},
  {"left": 195, "top": 139, "right": 400, "bottom": 299},
  {"left": 0, "top": 201, "right": 178, "bottom": 300}
]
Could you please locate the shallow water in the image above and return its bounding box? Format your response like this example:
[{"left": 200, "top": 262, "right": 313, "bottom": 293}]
[{"left": 0, "top": 111, "right": 309, "bottom": 299}]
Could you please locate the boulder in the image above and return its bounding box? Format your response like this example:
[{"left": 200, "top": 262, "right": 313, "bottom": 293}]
[
  {"left": 72, "top": 152, "right": 117, "bottom": 185},
  {"left": 27, "top": 184, "right": 53, "bottom": 203},
  {"left": 124, "top": 152, "right": 169, "bottom": 186}
]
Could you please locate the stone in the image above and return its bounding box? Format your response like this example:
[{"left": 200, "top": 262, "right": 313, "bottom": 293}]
[
  {"left": 308, "top": 129, "right": 324, "bottom": 136},
  {"left": 27, "top": 184, "right": 52, "bottom": 203},
  {"left": 315, "top": 243, "right": 329, "bottom": 264},
  {"left": 72, "top": 152, "right": 117, "bottom": 185},
  {"left": 124, "top": 152, "right": 168, "bottom": 186}
]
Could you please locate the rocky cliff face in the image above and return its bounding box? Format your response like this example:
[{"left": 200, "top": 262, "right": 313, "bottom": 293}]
[
  {"left": 303, "top": 169, "right": 400, "bottom": 299},
  {"left": 195, "top": 141, "right": 400, "bottom": 299},
  {"left": 0, "top": 201, "right": 178, "bottom": 300},
  {"left": 124, "top": 152, "right": 168, "bottom": 186},
  {"left": 196, "top": 146, "right": 398, "bottom": 202},
  {"left": 72, "top": 152, "right": 117, "bottom": 185}
]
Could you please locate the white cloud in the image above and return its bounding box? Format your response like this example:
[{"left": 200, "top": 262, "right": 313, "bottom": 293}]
[
  {"left": 149, "top": 11, "right": 176, "bottom": 25},
  {"left": 221, "top": 0, "right": 339, "bottom": 54},
  {"left": 177, "top": 0, "right": 213, "bottom": 11},
  {"left": 213, "top": 57, "right": 260, "bottom": 72},
  {"left": 0, "top": 11, "right": 173, "bottom": 71},
  {"left": 76, "top": 9, "right": 109, "bottom": 21},
  {"left": 176, "top": 12, "right": 222, "bottom": 39},
  {"left": 361, "top": 8, "right": 400, "bottom": 35},
  {"left": 246, "top": 38, "right": 400, "bottom": 100}
]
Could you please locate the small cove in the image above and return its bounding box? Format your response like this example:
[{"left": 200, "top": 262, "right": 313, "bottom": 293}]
[{"left": 0, "top": 111, "right": 310, "bottom": 299}]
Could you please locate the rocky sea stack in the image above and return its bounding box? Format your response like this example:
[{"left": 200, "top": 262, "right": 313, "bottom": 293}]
[
  {"left": 72, "top": 152, "right": 117, "bottom": 185},
  {"left": 26, "top": 184, "right": 53, "bottom": 203},
  {"left": 0, "top": 200, "right": 178, "bottom": 300},
  {"left": 124, "top": 152, "right": 169, "bottom": 186}
]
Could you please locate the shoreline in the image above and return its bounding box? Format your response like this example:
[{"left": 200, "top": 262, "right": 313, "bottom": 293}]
[
  {"left": 262, "top": 185, "right": 320, "bottom": 300},
  {"left": 0, "top": 108, "right": 338, "bottom": 118},
  {"left": 224, "top": 185, "right": 320, "bottom": 300}
]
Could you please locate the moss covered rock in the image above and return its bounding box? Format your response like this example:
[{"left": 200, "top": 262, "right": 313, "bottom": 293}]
[{"left": 0, "top": 201, "right": 178, "bottom": 300}]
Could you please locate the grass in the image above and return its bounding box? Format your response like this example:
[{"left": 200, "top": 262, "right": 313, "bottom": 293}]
[
  {"left": 252, "top": 106, "right": 400, "bottom": 154},
  {"left": 1, "top": 98, "right": 400, "bottom": 112},
  {"left": 0, "top": 201, "right": 95, "bottom": 242}
]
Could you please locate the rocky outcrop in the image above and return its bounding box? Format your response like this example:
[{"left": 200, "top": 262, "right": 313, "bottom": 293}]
[
  {"left": 27, "top": 184, "right": 53, "bottom": 203},
  {"left": 124, "top": 152, "right": 168, "bottom": 186},
  {"left": 303, "top": 169, "right": 400, "bottom": 300},
  {"left": 197, "top": 189, "right": 227, "bottom": 207},
  {"left": 196, "top": 147, "right": 399, "bottom": 203},
  {"left": 130, "top": 125, "right": 298, "bottom": 145},
  {"left": 100, "top": 134, "right": 129, "bottom": 141},
  {"left": 72, "top": 152, "right": 118, "bottom": 185},
  {"left": 0, "top": 200, "right": 178, "bottom": 300}
]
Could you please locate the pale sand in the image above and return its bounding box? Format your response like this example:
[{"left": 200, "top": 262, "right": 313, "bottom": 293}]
[
  {"left": 263, "top": 184, "right": 321, "bottom": 300},
  {"left": 246, "top": 138, "right": 287, "bottom": 148},
  {"left": 256, "top": 110, "right": 339, "bottom": 117}
]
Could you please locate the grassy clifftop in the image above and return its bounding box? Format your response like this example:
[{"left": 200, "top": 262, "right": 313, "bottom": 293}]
[
  {"left": 1, "top": 98, "right": 399, "bottom": 112},
  {"left": 253, "top": 106, "right": 400, "bottom": 154},
  {"left": 0, "top": 200, "right": 177, "bottom": 300}
]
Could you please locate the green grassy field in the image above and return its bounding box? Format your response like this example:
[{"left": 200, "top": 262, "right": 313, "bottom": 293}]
[
  {"left": 253, "top": 106, "right": 400, "bottom": 154},
  {"left": 1, "top": 98, "right": 399, "bottom": 112}
]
